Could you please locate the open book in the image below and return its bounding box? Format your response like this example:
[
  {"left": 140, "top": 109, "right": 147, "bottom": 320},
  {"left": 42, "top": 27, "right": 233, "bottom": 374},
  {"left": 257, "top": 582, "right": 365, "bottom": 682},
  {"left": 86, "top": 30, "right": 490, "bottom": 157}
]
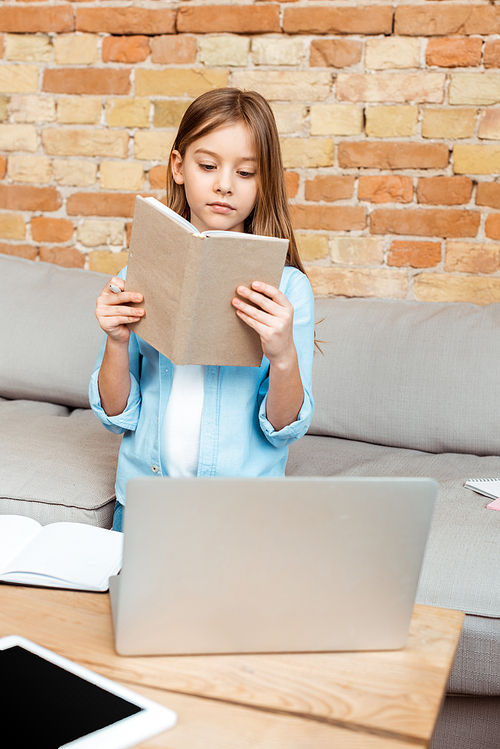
[
  {"left": 125, "top": 196, "right": 289, "bottom": 367},
  {"left": 0, "top": 516, "right": 123, "bottom": 591},
  {"left": 464, "top": 478, "right": 500, "bottom": 511}
]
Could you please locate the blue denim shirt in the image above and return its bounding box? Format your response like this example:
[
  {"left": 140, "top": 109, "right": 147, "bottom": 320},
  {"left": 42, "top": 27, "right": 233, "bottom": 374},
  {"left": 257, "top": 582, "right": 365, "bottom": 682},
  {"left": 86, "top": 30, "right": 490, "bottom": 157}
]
[{"left": 89, "top": 265, "right": 314, "bottom": 505}]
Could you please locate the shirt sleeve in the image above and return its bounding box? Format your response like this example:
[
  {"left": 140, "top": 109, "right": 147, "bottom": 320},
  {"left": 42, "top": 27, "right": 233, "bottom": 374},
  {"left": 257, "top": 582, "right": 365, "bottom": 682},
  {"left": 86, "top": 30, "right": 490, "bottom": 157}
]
[
  {"left": 88, "top": 267, "right": 143, "bottom": 435},
  {"left": 257, "top": 268, "right": 315, "bottom": 448}
]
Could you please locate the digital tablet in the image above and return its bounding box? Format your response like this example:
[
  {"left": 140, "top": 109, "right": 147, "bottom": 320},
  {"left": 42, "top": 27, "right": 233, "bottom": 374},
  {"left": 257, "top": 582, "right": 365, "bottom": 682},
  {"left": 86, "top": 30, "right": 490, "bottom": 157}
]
[{"left": 0, "top": 635, "right": 177, "bottom": 748}]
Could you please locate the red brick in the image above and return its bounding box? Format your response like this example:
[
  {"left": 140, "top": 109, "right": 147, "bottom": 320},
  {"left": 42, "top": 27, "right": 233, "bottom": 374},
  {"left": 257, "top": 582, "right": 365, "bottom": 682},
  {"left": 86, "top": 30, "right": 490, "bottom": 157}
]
[
  {"left": 484, "top": 41, "right": 500, "bottom": 69},
  {"left": 102, "top": 36, "right": 150, "bottom": 64},
  {"left": 0, "top": 242, "right": 37, "bottom": 261},
  {"left": 31, "top": 217, "right": 74, "bottom": 243},
  {"left": 485, "top": 215, "right": 500, "bottom": 241},
  {"left": 358, "top": 176, "right": 413, "bottom": 204},
  {"left": 177, "top": 5, "right": 280, "bottom": 34},
  {"left": 0, "top": 6, "right": 74, "bottom": 33},
  {"left": 43, "top": 69, "right": 130, "bottom": 95},
  {"left": 387, "top": 240, "right": 441, "bottom": 268},
  {"left": 476, "top": 183, "right": 500, "bottom": 210},
  {"left": 305, "top": 175, "right": 354, "bottom": 202},
  {"left": 395, "top": 6, "right": 500, "bottom": 36},
  {"left": 0, "top": 185, "right": 61, "bottom": 212},
  {"left": 310, "top": 39, "right": 362, "bottom": 68},
  {"left": 149, "top": 166, "right": 167, "bottom": 191},
  {"left": 66, "top": 192, "right": 156, "bottom": 218},
  {"left": 371, "top": 208, "right": 480, "bottom": 238},
  {"left": 151, "top": 36, "right": 197, "bottom": 65},
  {"left": 76, "top": 8, "right": 176, "bottom": 35},
  {"left": 426, "top": 38, "right": 482, "bottom": 68},
  {"left": 417, "top": 177, "right": 473, "bottom": 206},
  {"left": 285, "top": 171, "right": 299, "bottom": 199},
  {"left": 0, "top": 157, "right": 5, "bottom": 180},
  {"left": 290, "top": 204, "right": 366, "bottom": 231},
  {"left": 284, "top": 6, "right": 392, "bottom": 35},
  {"left": 339, "top": 142, "right": 449, "bottom": 170},
  {"left": 39, "top": 246, "right": 85, "bottom": 269}
]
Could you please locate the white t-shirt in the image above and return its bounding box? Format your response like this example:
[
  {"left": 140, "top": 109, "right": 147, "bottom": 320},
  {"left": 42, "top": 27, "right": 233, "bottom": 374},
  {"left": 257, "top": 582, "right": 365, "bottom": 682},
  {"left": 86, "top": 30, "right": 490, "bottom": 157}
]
[{"left": 161, "top": 364, "right": 205, "bottom": 477}]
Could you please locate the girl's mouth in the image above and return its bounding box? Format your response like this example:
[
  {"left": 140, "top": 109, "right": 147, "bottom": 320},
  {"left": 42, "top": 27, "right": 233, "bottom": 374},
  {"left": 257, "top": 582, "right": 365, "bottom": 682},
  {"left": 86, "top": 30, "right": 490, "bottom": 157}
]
[{"left": 208, "top": 202, "right": 235, "bottom": 213}]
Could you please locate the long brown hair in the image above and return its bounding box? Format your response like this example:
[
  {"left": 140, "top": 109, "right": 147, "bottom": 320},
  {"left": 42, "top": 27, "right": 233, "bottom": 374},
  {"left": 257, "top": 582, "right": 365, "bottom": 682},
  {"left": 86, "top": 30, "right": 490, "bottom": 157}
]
[{"left": 165, "top": 88, "right": 306, "bottom": 275}]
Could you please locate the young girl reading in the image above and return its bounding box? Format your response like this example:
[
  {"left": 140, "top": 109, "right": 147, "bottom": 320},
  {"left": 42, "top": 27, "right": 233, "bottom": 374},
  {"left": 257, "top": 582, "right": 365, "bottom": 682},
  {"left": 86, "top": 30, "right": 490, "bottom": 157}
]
[{"left": 89, "top": 88, "right": 315, "bottom": 532}]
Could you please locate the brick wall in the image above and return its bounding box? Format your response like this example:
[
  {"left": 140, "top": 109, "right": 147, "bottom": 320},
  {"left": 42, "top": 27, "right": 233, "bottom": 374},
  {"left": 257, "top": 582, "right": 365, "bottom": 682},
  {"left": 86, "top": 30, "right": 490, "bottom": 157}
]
[{"left": 2, "top": 1, "right": 500, "bottom": 304}]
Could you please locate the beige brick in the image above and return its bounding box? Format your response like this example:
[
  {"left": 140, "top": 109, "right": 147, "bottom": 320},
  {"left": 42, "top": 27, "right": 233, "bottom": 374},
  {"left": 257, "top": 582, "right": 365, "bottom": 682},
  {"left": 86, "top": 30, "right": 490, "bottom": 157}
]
[
  {"left": 337, "top": 73, "right": 445, "bottom": 103},
  {"left": 107, "top": 98, "right": 150, "bottom": 128},
  {"left": 453, "top": 145, "right": 500, "bottom": 175},
  {"left": 8, "top": 155, "right": 51, "bottom": 184},
  {"left": 281, "top": 138, "right": 334, "bottom": 168},
  {"left": 478, "top": 109, "right": 500, "bottom": 140},
  {"left": 42, "top": 129, "right": 129, "bottom": 158},
  {"left": 0, "top": 124, "right": 37, "bottom": 151},
  {"left": 100, "top": 161, "right": 144, "bottom": 191},
  {"left": 88, "top": 250, "right": 128, "bottom": 275},
  {"left": 330, "top": 237, "right": 384, "bottom": 266},
  {"left": 232, "top": 71, "right": 331, "bottom": 101},
  {"left": 57, "top": 96, "right": 101, "bottom": 125},
  {"left": 5, "top": 34, "right": 51, "bottom": 62},
  {"left": 310, "top": 104, "right": 363, "bottom": 136},
  {"left": 134, "top": 131, "right": 176, "bottom": 160},
  {"left": 0, "top": 213, "right": 25, "bottom": 240},
  {"left": 445, "top": 242, "right": 500, "bottom": 274},
  {"left": 252, "top": 36, "right": 304, "bottom": 66},
  {"left": 422, "top": 108, "right": 476, "bottom": 139},
  {"left": 136, "top": 69, "right": 228, "bottom": 97},
  {"left": 365, "top": 38, "right": 420, "bottom": 70},
  {"left": 10, "top": 94, "right": 56, "bottom": 123},
  {"left": 296, "top": 233, "right": 329, "bottom": 262},
  {"left": 53, "top": 159, "right": 97, "bottom": 187},
  {"left": 414, "top": 273, "right": 500, "bottom": 305},
  {"left": 365, "top": 106, "right": 418, "bottom": 138},
  {"left": 53, "top": 34, "right": 98, "bottom": 65},
  {"left": 0, "top": 97, "right": 8, "bottom": 122},
  {"left": 271, "top": 104, "right": 306, "bottom": 135},
  {"left": 199, "top": 36, "right": 250, "bottom": 67},
  {"left": 0, "top": 65, "right": 38, "bottom": 93},
  {"left": 449, "top": 74, "right": 500, "bottom": 106},
  {"left": 153, "top": 100, "right": 189, "bottom": 129},
  {"left": 77, "top": 219, "right": 124, "bottom": 247},
  {"left": 307, "top": 266, "right": 408, "bottom": 299}
]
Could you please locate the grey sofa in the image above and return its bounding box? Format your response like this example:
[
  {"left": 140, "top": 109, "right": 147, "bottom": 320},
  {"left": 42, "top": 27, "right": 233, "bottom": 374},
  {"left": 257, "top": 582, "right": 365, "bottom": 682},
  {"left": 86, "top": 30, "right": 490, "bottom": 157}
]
[{"left": 1, "top": 252, "right": 499, "bottom": 747}]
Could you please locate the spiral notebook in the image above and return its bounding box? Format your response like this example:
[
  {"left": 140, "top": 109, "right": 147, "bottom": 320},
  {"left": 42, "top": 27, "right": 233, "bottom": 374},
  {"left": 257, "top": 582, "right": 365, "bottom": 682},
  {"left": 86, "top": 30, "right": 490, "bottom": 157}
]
[{"left": 464, "top": 478, "right": 500, "bottom": 511}]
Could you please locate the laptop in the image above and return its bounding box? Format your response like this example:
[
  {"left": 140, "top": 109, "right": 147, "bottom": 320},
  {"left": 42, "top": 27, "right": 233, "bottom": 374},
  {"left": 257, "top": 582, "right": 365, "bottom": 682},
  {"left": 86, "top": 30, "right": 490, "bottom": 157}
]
[{"left": 109, "top": 476, "right": 437, "bottom": 656}]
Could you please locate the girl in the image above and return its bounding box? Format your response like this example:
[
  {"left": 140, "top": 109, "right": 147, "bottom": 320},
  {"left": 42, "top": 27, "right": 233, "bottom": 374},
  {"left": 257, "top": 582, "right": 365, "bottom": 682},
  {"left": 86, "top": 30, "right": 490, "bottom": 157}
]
[{"left": 90, "top": 88, "right": 315, "bottom": 532}]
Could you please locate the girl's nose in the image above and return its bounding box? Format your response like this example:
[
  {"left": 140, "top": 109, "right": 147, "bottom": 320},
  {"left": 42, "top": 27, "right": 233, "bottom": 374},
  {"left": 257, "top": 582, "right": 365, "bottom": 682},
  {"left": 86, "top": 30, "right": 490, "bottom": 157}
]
[{"left": 215, "top": 170, "right": 233, "bottom": 195}]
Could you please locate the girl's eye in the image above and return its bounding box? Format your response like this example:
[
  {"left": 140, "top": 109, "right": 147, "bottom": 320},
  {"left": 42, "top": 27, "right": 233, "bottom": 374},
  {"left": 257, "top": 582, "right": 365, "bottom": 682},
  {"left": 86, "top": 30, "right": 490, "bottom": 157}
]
[
  {"left": 200, "top": 163, "right": 216, "bottom": 171},
  {"left": 238, "top": 171, "right": 255, "bottom": 178}
]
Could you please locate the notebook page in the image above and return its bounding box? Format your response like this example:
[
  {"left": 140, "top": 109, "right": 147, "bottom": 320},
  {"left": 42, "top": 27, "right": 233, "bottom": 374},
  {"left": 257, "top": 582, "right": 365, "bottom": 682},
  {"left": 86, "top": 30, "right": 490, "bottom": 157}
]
[
  {"left": 0, "top": 516, "right": 41, "bottom": 571},
  {"left": 464, "top": 478, "right": 500, "bottom": 500},
  {"left": 0, "top": 522, "right": 123, "bottom": 589}
]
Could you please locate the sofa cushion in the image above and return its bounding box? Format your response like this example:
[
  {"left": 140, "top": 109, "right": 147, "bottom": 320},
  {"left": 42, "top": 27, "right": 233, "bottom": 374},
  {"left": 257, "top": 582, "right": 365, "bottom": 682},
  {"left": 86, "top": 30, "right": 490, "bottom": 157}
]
[
  {"left": 311, "top": 297, "right": 500, "bottom": 455},
  {"left": 287, "top": 434, "right": 500, "bottom": 696},
  {"left": 0, "top": 254, "right": 109, "bottom": 408},
  {"left": 0, "top": 399, "right": 121, "bottom": 527}
]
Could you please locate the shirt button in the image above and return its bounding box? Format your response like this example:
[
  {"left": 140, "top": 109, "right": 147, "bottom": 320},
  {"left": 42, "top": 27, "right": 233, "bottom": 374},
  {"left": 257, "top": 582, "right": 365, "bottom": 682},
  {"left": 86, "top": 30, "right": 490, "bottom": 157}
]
[{"left": 152, "top": 465, "right": 159, "bottom": 473}]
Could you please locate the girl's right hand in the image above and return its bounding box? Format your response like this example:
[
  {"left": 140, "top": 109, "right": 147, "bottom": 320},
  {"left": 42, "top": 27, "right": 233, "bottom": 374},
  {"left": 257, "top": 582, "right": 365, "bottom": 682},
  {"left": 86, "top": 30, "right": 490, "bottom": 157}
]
[{"left": 95, "top": 277, "right": 144, "bottom": 344}]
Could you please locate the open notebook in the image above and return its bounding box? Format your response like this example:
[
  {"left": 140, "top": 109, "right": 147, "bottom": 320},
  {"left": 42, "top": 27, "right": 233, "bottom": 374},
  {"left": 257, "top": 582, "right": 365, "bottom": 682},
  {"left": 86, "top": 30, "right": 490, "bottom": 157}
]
[{"left": 464, "top": 478, "right": 500, "bottom": 511}]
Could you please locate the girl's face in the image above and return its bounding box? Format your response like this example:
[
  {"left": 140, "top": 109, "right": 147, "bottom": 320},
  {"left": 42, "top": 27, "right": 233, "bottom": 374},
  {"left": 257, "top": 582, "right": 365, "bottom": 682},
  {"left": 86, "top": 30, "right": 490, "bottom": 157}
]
[{"left": 171, "top": 122, "right": 258, "bottom": 234}]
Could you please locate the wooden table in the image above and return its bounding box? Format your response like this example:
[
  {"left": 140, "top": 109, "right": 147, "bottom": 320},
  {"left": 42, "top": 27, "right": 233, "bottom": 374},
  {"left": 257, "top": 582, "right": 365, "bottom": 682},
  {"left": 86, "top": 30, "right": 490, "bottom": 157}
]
[{"left": 0, "top": 586, "right": 463, "bottom": 748}]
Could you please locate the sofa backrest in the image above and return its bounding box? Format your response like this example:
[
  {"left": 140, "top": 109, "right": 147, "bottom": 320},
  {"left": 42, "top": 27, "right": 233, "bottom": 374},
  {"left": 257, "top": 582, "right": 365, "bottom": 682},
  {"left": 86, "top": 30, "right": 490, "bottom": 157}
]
[
  {"left": 1, "top": 254, "right": 109, "bottom": 408},
  {"left": 310, "top": 297, "right": 500, "bottom": 456}
]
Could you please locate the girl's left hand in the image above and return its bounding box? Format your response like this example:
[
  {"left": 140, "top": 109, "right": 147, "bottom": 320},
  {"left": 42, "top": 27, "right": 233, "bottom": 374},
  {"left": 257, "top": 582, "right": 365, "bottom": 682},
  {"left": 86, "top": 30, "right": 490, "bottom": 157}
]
[{"left": 232, "top": 282, "right": 295, "bottom": 365}]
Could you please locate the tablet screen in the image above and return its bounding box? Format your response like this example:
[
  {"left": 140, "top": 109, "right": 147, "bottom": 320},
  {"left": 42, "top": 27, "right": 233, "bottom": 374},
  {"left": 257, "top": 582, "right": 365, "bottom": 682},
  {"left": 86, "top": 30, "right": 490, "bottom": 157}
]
[{"left": 3, "top": 645, "right": 143, "bottom": 747}]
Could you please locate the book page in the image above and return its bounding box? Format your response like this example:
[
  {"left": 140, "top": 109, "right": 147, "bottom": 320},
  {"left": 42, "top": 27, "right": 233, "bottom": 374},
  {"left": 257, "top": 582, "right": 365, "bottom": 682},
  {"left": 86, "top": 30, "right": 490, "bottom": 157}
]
[
  {"left": 0, "top": 522, "right": 123, "bottom": 590},
  {"left": 0, "top": 516, "right": 41, "bottom": 571}
]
